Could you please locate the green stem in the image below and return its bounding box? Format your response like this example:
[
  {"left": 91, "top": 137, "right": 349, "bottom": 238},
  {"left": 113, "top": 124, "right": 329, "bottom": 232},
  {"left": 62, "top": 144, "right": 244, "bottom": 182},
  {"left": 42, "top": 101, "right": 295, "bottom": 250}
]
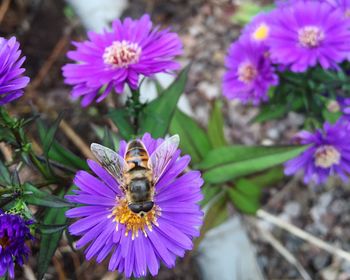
[{"left": 127, "top": 88, "right": 146, "bottom": 136}]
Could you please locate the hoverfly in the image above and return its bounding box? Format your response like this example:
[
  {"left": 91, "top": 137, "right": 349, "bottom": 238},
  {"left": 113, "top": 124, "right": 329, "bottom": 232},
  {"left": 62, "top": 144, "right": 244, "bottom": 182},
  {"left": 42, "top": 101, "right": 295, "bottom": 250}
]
[{"left": 91, "top": 135, "right": 180, "bottom": 217}]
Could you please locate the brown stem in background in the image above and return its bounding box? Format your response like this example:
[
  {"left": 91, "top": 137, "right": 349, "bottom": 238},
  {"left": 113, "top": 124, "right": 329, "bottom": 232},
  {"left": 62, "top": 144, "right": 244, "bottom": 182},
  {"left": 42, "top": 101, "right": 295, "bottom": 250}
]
[
  {"left": 25, "top": 23, "right": 94, "bottom": 159},
  {"left": 0, "top": 0, "right": 11, "bottom": 24}
]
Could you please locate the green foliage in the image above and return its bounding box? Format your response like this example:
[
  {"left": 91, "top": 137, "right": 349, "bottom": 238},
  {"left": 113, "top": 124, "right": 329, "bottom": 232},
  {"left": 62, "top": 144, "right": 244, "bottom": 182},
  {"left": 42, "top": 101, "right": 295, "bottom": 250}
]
[
  {"left": 37, "top": 189, "right": 69, "bottom": 280},
  {"left": 42, "top": 113, "right": 64, "bottom": 159},
  {"left": 22, "top": 183, "right": 73, "bottom": 208},
  {"left": 200, "top": 145, "right": 307, "bottom": 184},
  {"left": 170, "top": 109, "right": 212, "bottom": 163},
  {"left": 207, "top": 100, "right": 227, "bottom": 148},
  {"left": 109, "top": 108, "right": 135, "bottom": 141},
  {"left": 231, "top": 2, "right": 275, "bottom": 25},
  {"left": 227, "top": 179, "right": 261, "bottom": 214},
  {"left": 138, "top": 65, "right": 190, "bottom": 138},
  {"left": 0, "top": 160, "right": 11, "bottom": 186}
]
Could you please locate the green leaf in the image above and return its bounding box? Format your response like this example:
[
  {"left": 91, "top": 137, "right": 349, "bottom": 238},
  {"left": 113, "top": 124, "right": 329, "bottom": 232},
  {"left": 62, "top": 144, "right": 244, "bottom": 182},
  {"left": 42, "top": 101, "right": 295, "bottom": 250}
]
[
  {"left": 109, "top": 108, "right": 134, "bottom": 140},
  {"left": 102, "top": 126, "right": 116, "bottom": 149},
  {"left": 227, "top": 179, "right": 261, "bottom": 214},
  {"left": 37, "top": 223, "right": 67, "bottom": 234},
  {"left": 42, "top": 113, "right": 64, "bottom": 158},
  {"left": 322, "top": 109, "right": 341, "bottom": 124},
  {"left": 138, "top": 65, "right": 190, "bottom": 138},
  {"left": 232, "top": 3, "right": 274, "bottom": 25},
  {"left": 194, "top": 192, "right": 227, "bottom": 250},
  {"left": 170, "top": 109, "right": 212, "bottom": 163},
  {"left": 249, "top": 166, "right": 284, "bottom": 187},
  {"left": 38, "top": 189, "right": 68, "bottom": 280},
  {"left": 0, "top": 160, "right": 11, "bottom": 186},
  {"left": 252, "top": 105, "right": 288, "bottom": 123},
  {"left": 207, "top": 100, "right": 227, "bottom": 148},
  {"left": 47, "top": 142, "right": 88, "bottom": 171},
  {"left": 200, "top": 184, "right": 220, "bottom": 207},
  {"left": 235, "top": 178, "right": 262, "bottom": 196},
  {"left": 201, "top": 145, "right": 307, "bottom": 184},
  {"left": 23, "top": 183, "right": 73, "bottom": 208}
]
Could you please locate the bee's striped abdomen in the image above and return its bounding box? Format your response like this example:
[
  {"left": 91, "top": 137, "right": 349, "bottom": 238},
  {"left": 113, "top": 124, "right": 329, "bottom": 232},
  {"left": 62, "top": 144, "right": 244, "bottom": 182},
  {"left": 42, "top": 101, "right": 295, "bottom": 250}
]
[{"left": 125, "top": 140, "right": 149, "bottom": 171}]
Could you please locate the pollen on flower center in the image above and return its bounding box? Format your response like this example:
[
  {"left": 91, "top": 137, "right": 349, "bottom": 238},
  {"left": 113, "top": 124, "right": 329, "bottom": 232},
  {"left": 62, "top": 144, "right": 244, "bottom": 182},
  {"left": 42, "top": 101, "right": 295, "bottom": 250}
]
[
  {"left": 238, "top": 62, "right": 257, "bottom": 84},
  {"left": 298, "top": 26, "right": 325, "bottom": 48},
  {"left": 314, "top": 145, "right": 341, "bottom": 168},
  {"left": 252, "top": 23, "right": 269, "bottom": 41},
  {"left": 110, "top": 198, "right": 160, "bottom": 239},
  {"left": 103, "top": 40, "right": 142, "bottom": 68}
]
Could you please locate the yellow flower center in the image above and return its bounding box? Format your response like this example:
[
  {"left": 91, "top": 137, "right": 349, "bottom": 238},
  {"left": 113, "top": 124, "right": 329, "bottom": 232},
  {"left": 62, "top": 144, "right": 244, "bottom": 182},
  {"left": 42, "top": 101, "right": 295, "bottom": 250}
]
[
  {"left": 238, "top": 62, "right": 257, "bottom": 84},
  {"left": 110, "top": 198, "right": 160, "bottom": 239},
  {"left": 252, "top": 23, "right": 269, "bottom": 41},
  {"left": 314, "top": 145, "right": 341, "bottom": 168},
  {"left": 327, "top": 100, "right": 340, "bottom": 113},
  {"left": 103, "top": 40, "right": 141, "bottom": 68},
  {"left": 0, "top": 235, "right": 10, "bottom": 249},
  {"left": 298, "top": 26, "right": 325, "bottom": 48}
]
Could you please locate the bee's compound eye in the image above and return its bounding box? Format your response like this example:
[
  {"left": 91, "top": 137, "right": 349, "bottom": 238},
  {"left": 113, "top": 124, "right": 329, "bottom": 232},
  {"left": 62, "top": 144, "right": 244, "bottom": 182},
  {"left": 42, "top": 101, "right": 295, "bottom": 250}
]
[
  {"left": 128, "top": 203, "right": 143, "bottom": 213},
  {"left": 142, "top": 201, "right": 154, "bottom": 213},
  {"left": 128, "top": 201, "right": 154, "bottom": 214}
]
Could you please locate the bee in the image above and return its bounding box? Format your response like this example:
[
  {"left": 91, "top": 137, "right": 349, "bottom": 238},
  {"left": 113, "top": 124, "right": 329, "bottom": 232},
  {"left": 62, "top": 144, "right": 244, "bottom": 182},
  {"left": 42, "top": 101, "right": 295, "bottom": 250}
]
[{"left": 90, "top": 135, "right": 180, "bottom": 217}]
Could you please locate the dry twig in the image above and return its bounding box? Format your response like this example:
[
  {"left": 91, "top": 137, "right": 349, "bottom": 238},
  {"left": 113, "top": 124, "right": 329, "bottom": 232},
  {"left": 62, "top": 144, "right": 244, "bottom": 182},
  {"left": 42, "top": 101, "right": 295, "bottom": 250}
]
[
  {"left": 25, "top": 24, "right": 93, "bottom": 159},
  {"left": 249, "top": 217, "right": 312, "bottom": 280},
  {"left": 257, "top": 209, "right": 350, "bottom": 263},
  {"left": 0, "top": 142, "right": 13, "bottom": 162},
  {"left": 0, "top": 0, "right": 11, "bottom": 23}
]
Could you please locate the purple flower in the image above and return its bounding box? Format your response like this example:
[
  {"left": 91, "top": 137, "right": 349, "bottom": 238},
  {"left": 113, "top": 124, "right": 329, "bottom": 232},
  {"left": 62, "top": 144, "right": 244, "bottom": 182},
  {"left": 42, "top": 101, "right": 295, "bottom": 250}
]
[
  {"left": 242, "top": 12, "right": 271, "bottom": 45},
  {"left": 0, "top": 37, "right": 30, "bottom": 105},
  {"left": 284, "top": 121, "right": 350, "bottom": 184},
  {"left": 66, "top": 133, "right": 203, "bottom": 278},
  {"left": 62, "top": 14, "right": 183, "bottom": 106},
  {"left": 222, "top": 37, "right": 278, "bottom": 105},
  {"left": 0, "top": 212, "right": 33, "bottom": 279},
  {"left": 327, "top": 0, "right": 350, "bottom": 18},
  {"left": 268, "top": 1, "right": 350, "bottom": 72},
  {"left": 336, "top": 97, "right": 350, "bottom": 127}
]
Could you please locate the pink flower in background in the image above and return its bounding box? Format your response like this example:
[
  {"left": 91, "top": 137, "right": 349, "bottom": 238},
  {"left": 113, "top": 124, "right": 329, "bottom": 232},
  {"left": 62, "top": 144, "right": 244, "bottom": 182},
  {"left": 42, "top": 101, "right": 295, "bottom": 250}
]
[{"left": 62, "top": 14, "right": 183, "bottom": 106}]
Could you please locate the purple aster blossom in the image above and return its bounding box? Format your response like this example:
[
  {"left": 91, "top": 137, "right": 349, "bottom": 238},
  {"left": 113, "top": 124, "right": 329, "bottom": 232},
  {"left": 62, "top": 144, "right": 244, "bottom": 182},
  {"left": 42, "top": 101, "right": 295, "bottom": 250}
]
[
  {"left": 327, "top": 0, "right": 350, "bottom": 17},
  {"left": 0, "top": 211, "right": 33, "bottom": 279},
  {"left": 336, "top": 97, "right": 350, "bottom": 127},
  {"left": 62, "top": 14, "right": 183, "bottom": 107},
  {"left": 222, "top": 37, "right": 278, "bottom": 105},
  {"left": 0, "top": 37, "right": 30, "bottom": 105},
  {"left": 284, "top": 121, "right": 350, "bottom": 184},
  {"left": 268, "top": 1, "right": 350, "bottom": 72},
  {"left": 66, "top": 133, "right": 203, "bottom": 278},
  {"left": 242, "top": 12, "right": 272, "bottom": 45}
]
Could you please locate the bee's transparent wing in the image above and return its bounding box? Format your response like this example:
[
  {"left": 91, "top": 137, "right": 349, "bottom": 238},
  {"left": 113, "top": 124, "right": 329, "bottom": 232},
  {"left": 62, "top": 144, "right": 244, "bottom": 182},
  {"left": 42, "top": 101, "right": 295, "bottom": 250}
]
[
  {"left": 90, "top": 143, "right": 127, "bottom": 187},
  {"left": 149, "top": 135, "right": 180, "bottom": 184}
]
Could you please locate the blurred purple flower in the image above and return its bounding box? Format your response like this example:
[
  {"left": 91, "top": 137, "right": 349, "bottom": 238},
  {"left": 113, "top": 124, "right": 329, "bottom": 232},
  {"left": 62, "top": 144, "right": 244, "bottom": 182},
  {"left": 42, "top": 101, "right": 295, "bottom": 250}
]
[
  {"left": 0, "top": 212, "right": 33, "bottom": 279},
  {"left": 62, "top": 14, "right": 183, "bottom": 106},
  {"left": 242, "top": 12, "right": 271, "bottom": 45},
  {"left": 222, "top": 38, "right": 278, "bottom": 105},
  {"left": 337, "top": 97, "right": 350, "bottom": 127},
  {"left": 0, "top": 37, "right": 30, "bottom": 105},
  {"left": 268, "top": 1, "right": 350, "bottom": 72},
  {"left": 66, "top": 133, "right": 203, "bottom": 278},
  {"left": 284, "top": 121, "right": 350, "bottom": 184},
  {"left": 327, "top": 0, "right": 350, "bottom": 17}
]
